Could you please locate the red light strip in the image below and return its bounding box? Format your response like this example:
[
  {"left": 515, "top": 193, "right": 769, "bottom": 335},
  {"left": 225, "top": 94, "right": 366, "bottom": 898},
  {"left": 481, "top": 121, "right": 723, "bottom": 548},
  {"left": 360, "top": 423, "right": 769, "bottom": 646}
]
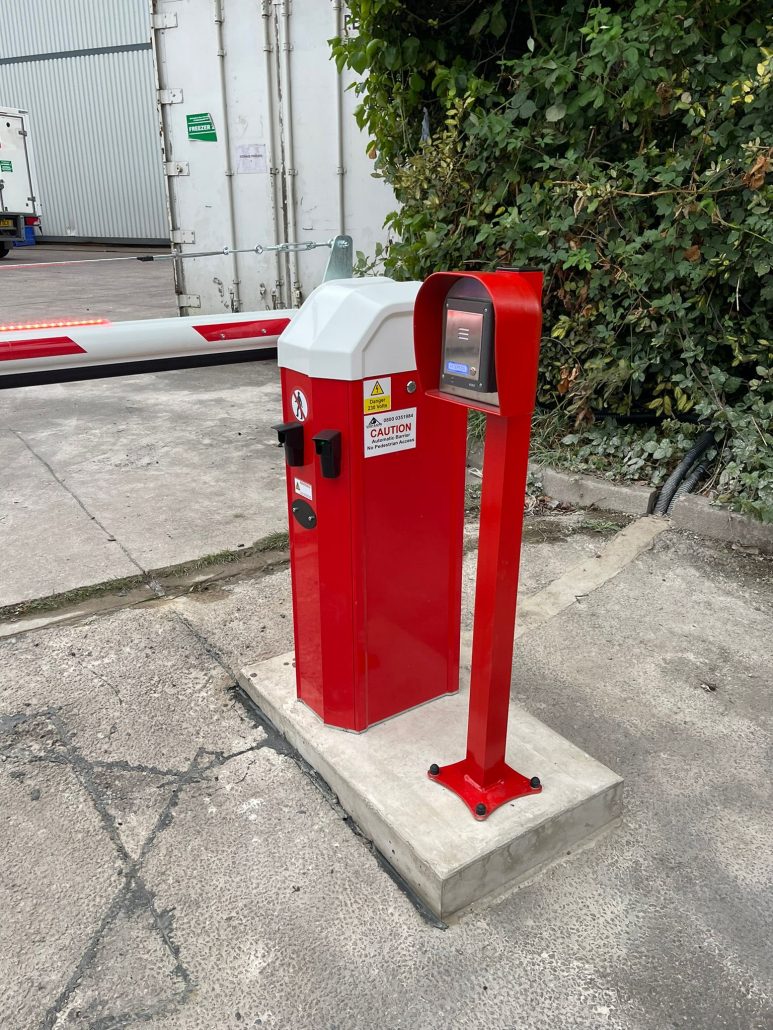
[{"left": 0, "top": 318, "right": 109, "bottom": 333}]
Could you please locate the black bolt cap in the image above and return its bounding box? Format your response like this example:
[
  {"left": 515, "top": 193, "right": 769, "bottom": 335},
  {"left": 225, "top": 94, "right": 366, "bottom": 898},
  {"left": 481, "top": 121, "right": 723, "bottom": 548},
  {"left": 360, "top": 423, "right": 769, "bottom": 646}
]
[
  {"left": 475, "top": 802, "right": 487, "bottom": 816},
  {"left": 530, "top": 776, "right": 541, "bottom": 789},
  {"left": 429, "top": 763, "right": 440, "bottom": 776}
]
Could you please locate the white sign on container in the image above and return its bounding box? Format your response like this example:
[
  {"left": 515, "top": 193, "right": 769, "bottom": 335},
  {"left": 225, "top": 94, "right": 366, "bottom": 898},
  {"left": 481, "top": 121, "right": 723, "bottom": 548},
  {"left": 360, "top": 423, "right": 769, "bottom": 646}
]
[{"left": 237, "top": 144, "right": 268, "bottom": 174}]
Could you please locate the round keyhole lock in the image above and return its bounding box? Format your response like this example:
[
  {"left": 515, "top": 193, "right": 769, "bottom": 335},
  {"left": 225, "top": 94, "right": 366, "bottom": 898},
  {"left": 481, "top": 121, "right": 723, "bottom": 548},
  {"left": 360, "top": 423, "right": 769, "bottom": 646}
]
[{"left": 291, "top": 499, "right": 317, "bottom": 530}]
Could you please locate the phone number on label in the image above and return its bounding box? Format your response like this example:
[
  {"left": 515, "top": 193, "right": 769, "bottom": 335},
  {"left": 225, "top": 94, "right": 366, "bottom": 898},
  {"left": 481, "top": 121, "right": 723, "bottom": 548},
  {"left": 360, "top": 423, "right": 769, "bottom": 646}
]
[{"left": 380, "top": 411, "right": 411, "bottom": 424}]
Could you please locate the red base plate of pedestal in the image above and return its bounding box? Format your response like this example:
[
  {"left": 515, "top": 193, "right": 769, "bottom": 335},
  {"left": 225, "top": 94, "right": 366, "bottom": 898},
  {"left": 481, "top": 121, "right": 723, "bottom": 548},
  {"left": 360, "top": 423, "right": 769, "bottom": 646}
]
[{"left": 428, "top": 759, "right": 542, "bottom": 820}]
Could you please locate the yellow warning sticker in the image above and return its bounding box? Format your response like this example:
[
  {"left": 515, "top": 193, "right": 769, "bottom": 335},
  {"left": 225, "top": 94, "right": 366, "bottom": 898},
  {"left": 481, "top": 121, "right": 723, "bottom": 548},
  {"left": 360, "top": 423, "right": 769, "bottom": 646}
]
[{"left": 363, "top": 376, "right": 391, "bottom": 414}]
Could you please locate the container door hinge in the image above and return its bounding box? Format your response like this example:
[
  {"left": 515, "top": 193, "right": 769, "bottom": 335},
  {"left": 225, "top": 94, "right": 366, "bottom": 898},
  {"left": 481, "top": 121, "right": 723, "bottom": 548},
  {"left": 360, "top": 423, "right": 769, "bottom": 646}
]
[
  {"left": 177, "top": 294, "right": 201, "bottom": 309},
  {"left": 170, "top": 229, "right": 195, "bottom": 244},
  {"left": 164, "top": 161, "right": 189, "bottom": 176},
  {"left": 157, "top": 88, "right": 183, "bottom": 105},
  {"left": 151, "top": 12, "right": 178, "bottom": 29}
]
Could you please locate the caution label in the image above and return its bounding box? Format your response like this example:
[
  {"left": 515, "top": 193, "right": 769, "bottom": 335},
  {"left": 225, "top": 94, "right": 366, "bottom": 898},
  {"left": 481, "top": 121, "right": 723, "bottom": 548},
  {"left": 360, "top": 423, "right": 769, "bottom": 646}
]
[
  {"left": 363, "top": 377, "right": 391, "bottom": 414},
  {"left": 364, "top": 407, "right": 416, "bottom": 458}
]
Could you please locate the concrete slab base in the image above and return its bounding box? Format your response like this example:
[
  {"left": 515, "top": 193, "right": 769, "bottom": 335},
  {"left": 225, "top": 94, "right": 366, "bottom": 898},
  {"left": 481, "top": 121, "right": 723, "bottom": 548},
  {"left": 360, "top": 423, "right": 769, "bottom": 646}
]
[{"left": 238, "top": 652, "right": 623, "bottom": 920}]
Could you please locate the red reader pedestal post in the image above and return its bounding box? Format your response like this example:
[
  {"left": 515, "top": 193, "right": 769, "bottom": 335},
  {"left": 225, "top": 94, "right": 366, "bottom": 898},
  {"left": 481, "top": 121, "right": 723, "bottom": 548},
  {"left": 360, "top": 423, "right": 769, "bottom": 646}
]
[
  {"left": 414, "top": 269, "right": 544, "bottom": 820},
  {"left": 275, "top": 277, "right": 467, "bottom": 733}
]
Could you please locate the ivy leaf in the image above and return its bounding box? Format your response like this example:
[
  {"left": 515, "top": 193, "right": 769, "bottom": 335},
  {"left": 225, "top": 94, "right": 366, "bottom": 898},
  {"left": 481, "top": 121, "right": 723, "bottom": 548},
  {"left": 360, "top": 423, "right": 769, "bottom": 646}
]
[
  {"left": 365, "top": 38, "right": 384, "bottom": 61},
  {"left": 470, "top": 11, "right": 489, "bottom": 36},
  {"left": 332, "top": 0, "right": 773, "bottom": 522},
  {"left": 402, "top": 37, "right": 420, "bottom": 65},
  {"left": 383, "top": 44, "right": 398, "bottom": 70},
  {"left": 490, "top": 6, "right": 507, "bottom": 38},
  {"left": 545, "top": 103, "right": 567, "bottom": 122},
  {"left": 349, "top": 49, "right": 368, "bottom": 75}
]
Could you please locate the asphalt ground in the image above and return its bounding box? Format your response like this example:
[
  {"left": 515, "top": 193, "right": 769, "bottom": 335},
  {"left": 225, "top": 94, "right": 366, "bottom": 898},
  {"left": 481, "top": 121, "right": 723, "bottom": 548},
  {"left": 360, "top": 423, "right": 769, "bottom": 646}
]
[
  {"left": 1, "top": 246, "right": 771, "bottom": 1029},
  {"left": 1, "top": 516, "right": 771, "bottom": 1030},
  {"left": 1, "top": 245, "right": 285, "bottom": 611},
  {"left": 0, "top": 361, "right": 286, "bottom": 610},
  {"left": 0, "top": 243, "right": 178, "bottom": 321}
]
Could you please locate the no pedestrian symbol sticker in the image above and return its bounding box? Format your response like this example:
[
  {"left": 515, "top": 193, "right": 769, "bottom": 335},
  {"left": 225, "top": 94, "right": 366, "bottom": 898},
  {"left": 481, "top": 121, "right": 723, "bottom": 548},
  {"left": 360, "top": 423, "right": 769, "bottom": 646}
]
[
  {"left": 364, "top": 407, "right": 416, "bottom": 457},
  {"left": 363, "top": 376, "right": 391, "bottom": 414},
  {"left": 186, "top": 112, "right": 217, "bottom": 142},
  {"left": 291, "top": 389, "right": 308, "bottom": 422}
]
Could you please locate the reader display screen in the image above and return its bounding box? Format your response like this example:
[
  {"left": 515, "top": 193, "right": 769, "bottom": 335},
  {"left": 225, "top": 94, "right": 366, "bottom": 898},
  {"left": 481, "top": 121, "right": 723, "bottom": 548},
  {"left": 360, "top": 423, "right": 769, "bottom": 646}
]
[{"left": 444, "top": 308, "right": 484, "bottom": 381}]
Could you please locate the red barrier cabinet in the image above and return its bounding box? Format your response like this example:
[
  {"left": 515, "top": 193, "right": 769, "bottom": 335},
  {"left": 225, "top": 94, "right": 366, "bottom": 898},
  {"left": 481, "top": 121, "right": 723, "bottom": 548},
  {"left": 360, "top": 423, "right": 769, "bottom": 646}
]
[{"left": 275, "top": 277, "right": 467, "bottom": 731}]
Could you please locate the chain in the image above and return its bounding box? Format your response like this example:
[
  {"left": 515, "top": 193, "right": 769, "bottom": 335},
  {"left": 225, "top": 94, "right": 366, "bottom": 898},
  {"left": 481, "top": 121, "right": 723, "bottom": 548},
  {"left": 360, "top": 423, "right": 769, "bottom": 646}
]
[{"left": 0, "top": 237, "right": 348, "bottom": 272}]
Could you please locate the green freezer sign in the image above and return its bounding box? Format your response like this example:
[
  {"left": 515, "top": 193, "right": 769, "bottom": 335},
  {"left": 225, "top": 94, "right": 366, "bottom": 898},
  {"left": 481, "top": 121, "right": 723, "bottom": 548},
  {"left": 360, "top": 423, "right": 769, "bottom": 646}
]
[
  {"left": 0, "top": 160, "right": 12, "bottom": 172},
  {"left": 186, "top": 113, "right": 217, "bottom": 142}
]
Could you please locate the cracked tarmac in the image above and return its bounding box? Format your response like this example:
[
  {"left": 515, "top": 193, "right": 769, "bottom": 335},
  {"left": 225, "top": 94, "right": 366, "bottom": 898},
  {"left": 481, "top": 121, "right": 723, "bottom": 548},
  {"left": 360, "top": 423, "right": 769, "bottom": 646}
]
[
  {"left": 2, "top": 704, "right": 281, "bottom": 1029},
  {"left": 1, "top": 514, "right": 772, "bottom": 1029},
  {"left": 0, "top": 592, "right": 301, "bottom": 1029},
  {"left": 2, "top": 253, "right": 771, "bottom": 1028}
]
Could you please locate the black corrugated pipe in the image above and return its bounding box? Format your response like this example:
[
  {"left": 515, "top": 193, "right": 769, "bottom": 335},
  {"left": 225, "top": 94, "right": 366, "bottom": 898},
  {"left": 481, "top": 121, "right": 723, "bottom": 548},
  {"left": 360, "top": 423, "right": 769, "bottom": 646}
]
[
  {"left": 653, "top": 429, "right": 717, "bottom": 516},
  {"left": 667, "top": 460, "right": 709, "bottom": 513}
]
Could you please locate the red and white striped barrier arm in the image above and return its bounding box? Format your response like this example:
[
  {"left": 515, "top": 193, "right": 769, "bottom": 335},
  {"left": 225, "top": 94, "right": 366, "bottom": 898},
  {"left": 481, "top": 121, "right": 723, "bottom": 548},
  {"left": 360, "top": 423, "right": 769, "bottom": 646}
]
[{"left": 0, "top": 310, "right": 293, "bottom": 377}]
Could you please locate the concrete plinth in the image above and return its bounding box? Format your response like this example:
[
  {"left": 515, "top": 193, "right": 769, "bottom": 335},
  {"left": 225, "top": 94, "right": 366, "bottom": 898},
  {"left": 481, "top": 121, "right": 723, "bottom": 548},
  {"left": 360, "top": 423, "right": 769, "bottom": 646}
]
[{"left": 238, "top": 653, "right": 623, "bottom": 920}]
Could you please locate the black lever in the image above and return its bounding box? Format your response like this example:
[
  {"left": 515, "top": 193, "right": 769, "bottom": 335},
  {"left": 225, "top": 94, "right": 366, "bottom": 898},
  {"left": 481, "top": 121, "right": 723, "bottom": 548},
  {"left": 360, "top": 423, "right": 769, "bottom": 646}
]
[
  {"left": 312, "top": 430, "right": 342, "bottom": 479},
  {"left": 273, "top": 421, "right": 305, "bottom": 467}
]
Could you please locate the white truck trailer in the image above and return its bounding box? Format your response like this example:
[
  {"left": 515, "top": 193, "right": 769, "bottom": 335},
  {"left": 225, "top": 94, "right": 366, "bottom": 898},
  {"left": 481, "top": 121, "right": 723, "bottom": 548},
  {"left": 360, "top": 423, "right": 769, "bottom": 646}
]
[
  {"left": 0, "top": 107, "right": 40, "bottom": 258},
  {"left": 151, "top": 0, "right": 395, "bottom": 315}
]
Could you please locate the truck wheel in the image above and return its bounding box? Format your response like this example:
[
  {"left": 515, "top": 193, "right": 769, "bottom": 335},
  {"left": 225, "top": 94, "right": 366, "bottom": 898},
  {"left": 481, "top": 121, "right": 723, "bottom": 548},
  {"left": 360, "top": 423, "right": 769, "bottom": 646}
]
[{"left": 0, "top": 244, "right": 10, "bottom": 259}]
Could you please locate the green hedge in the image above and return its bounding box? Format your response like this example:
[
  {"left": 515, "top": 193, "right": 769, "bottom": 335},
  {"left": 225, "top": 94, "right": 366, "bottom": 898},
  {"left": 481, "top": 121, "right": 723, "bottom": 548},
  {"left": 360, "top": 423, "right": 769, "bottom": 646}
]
[{"left": 333, "top": 1, "right": 773, "bottom": 520}]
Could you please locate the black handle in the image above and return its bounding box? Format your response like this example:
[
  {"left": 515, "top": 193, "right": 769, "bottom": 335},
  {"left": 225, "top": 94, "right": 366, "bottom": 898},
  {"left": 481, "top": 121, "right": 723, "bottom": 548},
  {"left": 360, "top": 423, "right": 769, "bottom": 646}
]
[
  {"left": 273, "top": 421, "right": 305, "bottom": 467},
  {"left": 312, "top": 430, "right": 342, "bottom": 479}
]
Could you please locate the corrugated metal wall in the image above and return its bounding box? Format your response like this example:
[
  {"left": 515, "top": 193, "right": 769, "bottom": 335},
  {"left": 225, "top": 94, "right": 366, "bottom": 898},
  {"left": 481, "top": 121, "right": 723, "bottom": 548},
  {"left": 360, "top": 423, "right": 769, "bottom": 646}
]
[{"left": 0, "top": 0, "right": 168, "bottom": 241}]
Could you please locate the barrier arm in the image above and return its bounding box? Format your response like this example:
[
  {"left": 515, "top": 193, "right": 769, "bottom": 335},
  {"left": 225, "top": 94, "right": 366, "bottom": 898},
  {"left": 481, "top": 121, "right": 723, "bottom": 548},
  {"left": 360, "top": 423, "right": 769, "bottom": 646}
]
[{"left": 0, "top": 310, "right": 294, "bottom": 388}]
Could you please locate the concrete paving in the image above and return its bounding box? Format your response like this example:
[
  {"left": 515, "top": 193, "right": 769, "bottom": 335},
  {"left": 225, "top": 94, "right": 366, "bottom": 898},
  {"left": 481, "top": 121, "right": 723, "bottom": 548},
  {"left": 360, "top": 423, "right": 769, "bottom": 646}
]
[
  {"left": 240, "top": 649, "right": 623, "bottom": 919},
  {"left": 1, "top": 362, "right": 287, "bottom": 608},
  {"left": 0, "top": 427, "right": 140, "bottom": 601},
  {"left": 0, "top": 244, "right": 178, "bottom": 322},
  {"left": 1, "top": 245, "right": 290, "bottom": 611},
  {"left": 1, "top": 517, "right": 771, "bottom": 1029},
  {"left": 4, "top": 244, "right": 768, "bottom": 1026},
  {"left": 0, "top": 362, "right": 622, "bottom": 616}
]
